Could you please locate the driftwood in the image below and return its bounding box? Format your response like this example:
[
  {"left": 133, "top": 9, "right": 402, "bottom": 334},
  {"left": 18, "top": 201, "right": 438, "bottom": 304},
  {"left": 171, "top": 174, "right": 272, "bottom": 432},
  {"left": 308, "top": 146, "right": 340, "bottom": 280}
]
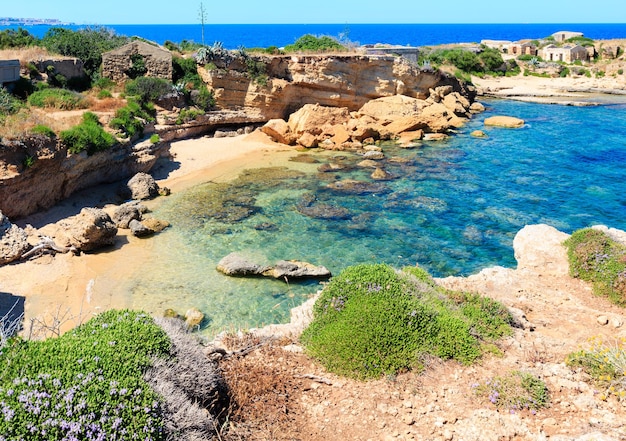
[{"left": 21, "top": 236, "right": 78, "bottom": 260}]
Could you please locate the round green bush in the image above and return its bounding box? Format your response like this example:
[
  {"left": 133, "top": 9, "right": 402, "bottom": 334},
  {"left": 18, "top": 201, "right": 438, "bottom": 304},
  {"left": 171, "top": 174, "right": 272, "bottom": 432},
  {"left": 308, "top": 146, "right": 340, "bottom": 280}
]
[{"left": 301, "top": 264, "right": 513, "bottom": 380}]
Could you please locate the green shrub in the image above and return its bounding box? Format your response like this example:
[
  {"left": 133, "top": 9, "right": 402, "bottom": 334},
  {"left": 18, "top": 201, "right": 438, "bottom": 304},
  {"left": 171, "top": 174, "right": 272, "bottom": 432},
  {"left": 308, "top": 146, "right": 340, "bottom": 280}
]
[
  {"left": 0, "top": 310, "right": 170, "bottom": 439},
  {"left": 176, "top": 108, "right": 204, "bottom": 124},
  {"left": 0, "top": 87, "right": 21, "bottom": 116},
  {"left": 60, "top": 112, "right": 117, "bottom": 155},
  {"left": 191, "top": 85, "right": 215, "bottom": 111},
  {"left": 618, "top": 69, "right": 624, "bottom": 75},
  {"left": 172, "top": 56, "right": 202, "bottom": 88},
  {"left": 97, "top": 89, "right": 113, "bottom": 99},
  {"left": 41, "top": 27, "right": 129, "bottom": 82},
  {"left": 0, "top": 28, "right": 36, "bottom": 48},
  {"left": 150, "top": 133, "right": 160, "bottom": 144},
  {"left": 27, "top": 88, "right": 87, "bottom": 110},
  {"left": 474, "top": 371, "right": 549, "bottom": 412},
  {"left": 566, "top": 335, "right": 626, "bottom": 401},
  {"left": 31, "top": 124, "right": 56, "bottom": 138},
  {"left": 125, "top": 76, "right": 173, "bottom": 105},
  {"left": 109, "top": 100, "right": 154, "bottom": 138},
  {"left": 284, "top": 34, "right": 346, "bottom": 53},
  {"left": 564, "top": 228, "right": 626, "bottom": 305},
  {"left": 560, "top": 67, "right": 570, "bottom": 77},
  {"left": 301, "top": 264, "right": 513, "bottom": 380}
]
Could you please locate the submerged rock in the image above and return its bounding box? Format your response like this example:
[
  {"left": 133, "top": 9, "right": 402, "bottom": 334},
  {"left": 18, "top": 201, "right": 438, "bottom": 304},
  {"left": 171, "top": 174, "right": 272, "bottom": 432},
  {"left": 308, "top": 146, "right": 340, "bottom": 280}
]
[
  {"left": 297, "top": 193, "right": 352, "bottom": 220},
  {"left": 326, "top": 179, "right": 391, "bottom": 195}
]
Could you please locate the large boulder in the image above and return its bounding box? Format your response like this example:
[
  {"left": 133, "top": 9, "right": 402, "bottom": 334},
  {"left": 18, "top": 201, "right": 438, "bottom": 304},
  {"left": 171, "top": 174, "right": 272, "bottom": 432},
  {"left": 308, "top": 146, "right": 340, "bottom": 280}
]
[
  {"left": 126, "top": 172, "right": 161, "bottom": 200},
  {"left": 55, "top": 208, "right": 118, "bottom": 252},
  {"left": 358, "top": 95, "right": 429, "bottom": 122},
  {"left": 484, "top": 116, "right": 525, "bottom": 128},
  {"left": 216, "top": 252, "right": 270, "bottom": 277},
  {"left": 112, "top": 201, "right": 147, "bottom": 229},
  {"left": 260, "top": 119, "right": 294, "bottom": 145},
  {"left": 513, "top": 224, "right": 570, "bottom": 276},
  {"left": 0, "top": 211, "right": 29, "bottom": 265},
  {"left": 287, "top": 104, "right": 351, "bottom": 136}
]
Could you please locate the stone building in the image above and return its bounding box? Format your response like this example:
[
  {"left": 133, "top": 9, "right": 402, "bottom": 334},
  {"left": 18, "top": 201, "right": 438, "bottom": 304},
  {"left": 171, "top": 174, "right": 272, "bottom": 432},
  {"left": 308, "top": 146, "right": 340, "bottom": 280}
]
[
  {"left": 508, "top": 42, "right": 538, "bottom": 56},
  {"left": 0, "top": 59, "right": 20, "bottom": 84},
  {"left": 552, "top": 31, "right": 584, "bottom": 43},
  {"left": 541, "top": 44, "right": 589, "bottom": 63},
  {"left": 102, "top": 40, "right": 172, "bottom": 82}
]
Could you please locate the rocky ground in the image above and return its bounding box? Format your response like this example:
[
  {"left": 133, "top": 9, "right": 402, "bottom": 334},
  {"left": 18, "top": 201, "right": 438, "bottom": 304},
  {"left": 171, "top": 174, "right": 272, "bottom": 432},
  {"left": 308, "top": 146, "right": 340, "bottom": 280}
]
[{"left": 217, "top": 225, "right": 626, "bottom": 441}]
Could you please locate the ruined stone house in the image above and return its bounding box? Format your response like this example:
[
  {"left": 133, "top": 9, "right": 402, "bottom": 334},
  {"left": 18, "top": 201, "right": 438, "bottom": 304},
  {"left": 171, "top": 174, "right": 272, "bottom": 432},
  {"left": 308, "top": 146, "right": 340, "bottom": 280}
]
[
  {"left": 508, "top": 42, "right": 538, "bottom": 56},
  {"left": 541, "top": 44, "right": 589, "bottom": 63},
  {"left": 102, "top": 40, "right": 172, "bottom": 82}
]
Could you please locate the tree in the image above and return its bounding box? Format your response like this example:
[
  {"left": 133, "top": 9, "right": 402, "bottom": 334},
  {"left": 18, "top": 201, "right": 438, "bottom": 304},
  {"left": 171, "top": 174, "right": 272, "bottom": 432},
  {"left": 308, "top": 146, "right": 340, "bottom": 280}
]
[{"left": 198, "top": 2, "right": 208, "bottom": 47}]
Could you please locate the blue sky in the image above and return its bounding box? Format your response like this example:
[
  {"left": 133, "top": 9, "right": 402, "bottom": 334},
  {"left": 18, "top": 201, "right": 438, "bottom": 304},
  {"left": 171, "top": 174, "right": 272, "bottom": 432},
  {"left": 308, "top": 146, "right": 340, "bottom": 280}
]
[{"left": 3, "top": 0, "right": 626, "bottom": 24}]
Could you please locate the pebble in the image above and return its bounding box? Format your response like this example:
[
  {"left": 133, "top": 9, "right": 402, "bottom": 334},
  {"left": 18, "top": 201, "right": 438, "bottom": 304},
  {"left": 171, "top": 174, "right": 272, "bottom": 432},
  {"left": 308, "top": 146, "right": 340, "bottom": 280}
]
[
  {"left": 612, "top": 317, "right": 623, "bottom": 328},
  {"left": 597, "top": 315, "right": 609, "bottom": 325}
]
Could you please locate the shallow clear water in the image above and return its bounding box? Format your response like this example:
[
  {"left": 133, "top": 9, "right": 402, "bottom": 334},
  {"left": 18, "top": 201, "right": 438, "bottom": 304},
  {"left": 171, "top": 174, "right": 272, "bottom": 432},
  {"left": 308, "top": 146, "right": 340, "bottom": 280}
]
[{"left": 125, "top": 99, "right": 626, "bottom": 334}]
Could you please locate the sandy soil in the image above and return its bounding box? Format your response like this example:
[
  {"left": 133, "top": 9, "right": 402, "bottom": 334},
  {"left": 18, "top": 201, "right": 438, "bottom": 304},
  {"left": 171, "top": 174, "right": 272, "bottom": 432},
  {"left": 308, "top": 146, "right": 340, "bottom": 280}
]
[{"left": 0, "top": 131, "right": 293, "bottom": 336}]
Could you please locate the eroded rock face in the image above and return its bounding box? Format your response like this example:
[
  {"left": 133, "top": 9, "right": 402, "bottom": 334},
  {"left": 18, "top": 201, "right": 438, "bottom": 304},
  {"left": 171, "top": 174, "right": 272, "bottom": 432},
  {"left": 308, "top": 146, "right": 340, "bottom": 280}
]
[
  {"left": 0, "top": 137, "right": 169, "bottom": 219},
  {"left": 260, "top": 85, "right": 479, "bottom": 149},
  {"left": 0, "top": 211, "right": 29, "bottom": 265},
  {"left": 54, "top": 208, "right": 118, "bottom": 252},
  {"left": 199, "top": 54, "right": 474, "bottom": 121}
]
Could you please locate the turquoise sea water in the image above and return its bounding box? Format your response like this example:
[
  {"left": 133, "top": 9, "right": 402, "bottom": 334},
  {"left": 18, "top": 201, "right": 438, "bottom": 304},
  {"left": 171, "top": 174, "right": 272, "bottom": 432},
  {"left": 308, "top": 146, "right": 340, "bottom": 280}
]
[{"left": 122, "top": 99, "right": 626, "bottom": 334}]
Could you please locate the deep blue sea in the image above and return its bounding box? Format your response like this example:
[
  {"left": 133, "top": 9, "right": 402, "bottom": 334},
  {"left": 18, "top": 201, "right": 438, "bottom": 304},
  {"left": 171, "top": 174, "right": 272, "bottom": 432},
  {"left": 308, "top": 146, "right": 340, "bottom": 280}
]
[{"left": 2, "top": 23, "right": 626, "bottom": 48}]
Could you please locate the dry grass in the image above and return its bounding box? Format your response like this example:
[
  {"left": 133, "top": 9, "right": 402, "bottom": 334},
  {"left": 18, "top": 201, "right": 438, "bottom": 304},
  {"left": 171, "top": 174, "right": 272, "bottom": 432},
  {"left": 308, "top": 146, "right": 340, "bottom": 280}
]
[
  {"left": 87, "top": 96, "right": 126, "bottom": 112},
  {"left": 0, "top": 47, "right": 54, "bottom": 68},
  {"left": 0, "top": 108, "right": 86, "bottom": 139},
  {"left": 219, "top": 334, "right": 307, "bottom": 441}
]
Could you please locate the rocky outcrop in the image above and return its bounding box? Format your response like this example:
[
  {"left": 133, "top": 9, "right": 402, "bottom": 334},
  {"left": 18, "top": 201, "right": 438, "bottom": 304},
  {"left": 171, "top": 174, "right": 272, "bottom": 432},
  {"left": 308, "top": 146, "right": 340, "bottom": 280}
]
[
  {"left": 260, "top": 86, "right": 477, "bottom": 149},
  {"left": 0, "top": 211, "right": 29, "bottom": 265},
  {"left": 216, "top": 252, "right": 331, "bottom": 280},
  {"left": 0, "top": 136, "right": 170, "bottom": 219},
  {"left": 198, "top": 53, "right": 475, "bottom": 121},
  {"left": 44, "top": 208, "right": 118, "bottom": 252}
]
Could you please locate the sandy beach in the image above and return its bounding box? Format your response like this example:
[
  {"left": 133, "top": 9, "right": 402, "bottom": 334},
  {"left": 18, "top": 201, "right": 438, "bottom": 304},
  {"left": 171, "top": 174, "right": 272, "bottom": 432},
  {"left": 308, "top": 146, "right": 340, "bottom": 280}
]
[{"left": 0, "top": 131, "right": 294, "bottom": 336}]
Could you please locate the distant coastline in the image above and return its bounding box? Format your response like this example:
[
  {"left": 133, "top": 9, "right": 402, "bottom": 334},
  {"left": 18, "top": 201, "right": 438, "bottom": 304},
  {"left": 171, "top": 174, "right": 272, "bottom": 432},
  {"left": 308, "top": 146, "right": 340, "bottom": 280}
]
[{"left": 0, "top": 17, "right": 71, "bottom": 26}]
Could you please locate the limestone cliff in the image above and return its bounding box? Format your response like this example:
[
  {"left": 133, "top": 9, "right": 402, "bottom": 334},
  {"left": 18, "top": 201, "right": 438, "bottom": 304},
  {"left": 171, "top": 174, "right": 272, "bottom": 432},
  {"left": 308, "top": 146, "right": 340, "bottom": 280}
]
[
  {"left": 198, "top": 54, "right": 475, "bottom": 120},
  {"left": 0, "top": 136, "right": 168, "bottom": 219}
]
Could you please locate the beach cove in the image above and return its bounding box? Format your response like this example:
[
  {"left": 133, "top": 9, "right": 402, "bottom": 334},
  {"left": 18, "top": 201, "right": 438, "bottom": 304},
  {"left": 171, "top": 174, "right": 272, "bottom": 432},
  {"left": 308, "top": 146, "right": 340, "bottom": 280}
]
[{"left": 3, "top": 96, "right": 626, "bottom": 336}]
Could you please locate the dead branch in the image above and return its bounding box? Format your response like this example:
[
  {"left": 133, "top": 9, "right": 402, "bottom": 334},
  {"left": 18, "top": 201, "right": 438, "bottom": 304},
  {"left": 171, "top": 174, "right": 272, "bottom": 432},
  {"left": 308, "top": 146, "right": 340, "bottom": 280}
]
[
  {"left": 295, "top": 374, "right": 335, "bottom": 385},
  {"left": 21, "top": 236, "right": 78, "bottom": 260}
]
